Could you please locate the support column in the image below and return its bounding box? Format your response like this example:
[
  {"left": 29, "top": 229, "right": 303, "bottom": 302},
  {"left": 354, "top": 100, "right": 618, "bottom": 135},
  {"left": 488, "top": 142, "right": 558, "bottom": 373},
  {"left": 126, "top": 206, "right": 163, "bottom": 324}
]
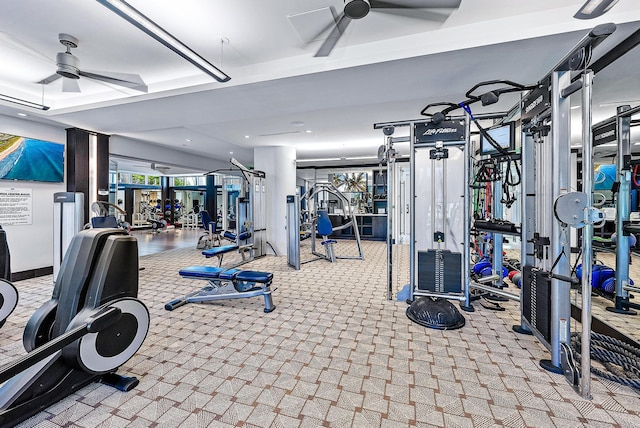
[
  {"left": 65, "top": 128, "right": 109, "bottom": 225},
  {"left": 254, "top": 146, "right": 296, "bottom": 256},
  {"left": 160, "top": 176, "right": 171, "bottom": 223},
  {"left": 205, "top": 174, "right": 216, "bottom": 222}
]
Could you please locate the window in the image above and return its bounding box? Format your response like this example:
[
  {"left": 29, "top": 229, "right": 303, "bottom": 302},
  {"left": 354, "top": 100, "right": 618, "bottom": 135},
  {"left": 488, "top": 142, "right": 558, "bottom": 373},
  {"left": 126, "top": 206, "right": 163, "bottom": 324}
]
[{"left": 131, "top": 174, "right": 146, "bottom": 185}]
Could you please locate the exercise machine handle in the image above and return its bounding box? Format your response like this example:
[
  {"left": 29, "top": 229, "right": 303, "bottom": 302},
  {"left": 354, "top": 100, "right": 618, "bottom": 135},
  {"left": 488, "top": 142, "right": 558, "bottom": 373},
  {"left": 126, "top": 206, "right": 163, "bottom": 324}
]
[
  {"left": 0, "top": 306, "right": 122, "bottom": 384},
  {"left": 164, "top": 299, "right": 187, "bottom": 311},
  {"left": 550, "top": 273, "right": 580, "bottom": 285}
]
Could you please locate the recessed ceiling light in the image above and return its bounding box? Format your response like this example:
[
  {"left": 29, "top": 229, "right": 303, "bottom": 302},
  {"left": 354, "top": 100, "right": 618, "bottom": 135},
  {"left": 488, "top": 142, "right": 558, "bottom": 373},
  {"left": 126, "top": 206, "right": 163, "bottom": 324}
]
[
  {"left": 244, "top": 135, "right": 250, "bottom": 139},
  {"left": 17, "top": 112, "right": 28, "bottom": 117},
  {"left": 230, "top": 151, "right": 234, "bottom": 155},
  {"left": 290, "top": 121, "right": 305, "bottom": 127},
  {"left": 186, "top": 138, "right": 191, "bottom": 142},
  {"left": 305, "top": 130, "right": 312, "bottom": 133}
]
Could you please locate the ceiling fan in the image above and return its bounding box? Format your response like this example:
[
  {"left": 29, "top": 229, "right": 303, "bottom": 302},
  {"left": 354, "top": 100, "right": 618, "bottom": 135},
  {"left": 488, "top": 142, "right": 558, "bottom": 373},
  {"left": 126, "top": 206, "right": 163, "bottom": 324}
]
[
  {"left": 151, "top": 163, "right": 171, "bottom": 172},
  {"left": 315, "top": 0, "right": 462, "bottom": 57},
  {"left": 37, "top": 33, "right": 147, "bottom": 93}
]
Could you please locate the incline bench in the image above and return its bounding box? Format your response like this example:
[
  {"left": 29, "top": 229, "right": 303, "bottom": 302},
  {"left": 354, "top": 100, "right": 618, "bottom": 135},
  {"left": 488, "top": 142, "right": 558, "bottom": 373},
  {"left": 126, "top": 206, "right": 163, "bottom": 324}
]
[{"left": 165, "top": 265, "right": 276, "bottom": 313}]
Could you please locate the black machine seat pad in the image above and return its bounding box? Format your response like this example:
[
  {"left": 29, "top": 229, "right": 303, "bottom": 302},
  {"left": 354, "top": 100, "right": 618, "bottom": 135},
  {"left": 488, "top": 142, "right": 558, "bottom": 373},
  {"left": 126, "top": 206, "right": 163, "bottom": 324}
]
[{"left": 202, "top": 245, "right": 239, "bottom": 258}]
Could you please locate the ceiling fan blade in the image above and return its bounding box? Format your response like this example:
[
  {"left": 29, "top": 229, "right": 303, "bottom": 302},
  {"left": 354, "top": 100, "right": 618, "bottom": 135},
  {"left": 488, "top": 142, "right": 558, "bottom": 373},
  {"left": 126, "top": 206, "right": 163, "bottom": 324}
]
[
  {"left": 0, "top": 31, "right": 53, "bottom": 64},
  {"left": 314, "top": 14, "right": 352, "bottom": 57},
  {"left": 62, "top": 78, "right": 81, "bottom": 93},
  {"left": 37, "top": 73, "right": 62, "bottom": 85},
  {"left": 370, "top": 0, "right": 462, "bottom": 8},
  {"left": 79, "top": 70, "right": 148, "bottom": 92}
]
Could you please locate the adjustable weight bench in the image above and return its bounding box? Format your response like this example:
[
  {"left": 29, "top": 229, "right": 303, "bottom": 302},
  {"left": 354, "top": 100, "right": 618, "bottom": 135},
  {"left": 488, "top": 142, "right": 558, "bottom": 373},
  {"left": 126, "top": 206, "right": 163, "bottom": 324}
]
[{"left": 165, "top": 265, "right": 276, "bottom": 313}]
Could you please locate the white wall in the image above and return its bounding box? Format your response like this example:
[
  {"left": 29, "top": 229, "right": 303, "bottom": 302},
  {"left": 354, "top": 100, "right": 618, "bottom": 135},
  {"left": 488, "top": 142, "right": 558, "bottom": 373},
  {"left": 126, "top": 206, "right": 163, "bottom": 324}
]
[
  {"left": 0, "top": 119, "right": 236, "bottom": 274},
  {"left": 0, "top": 114, "right": 66, "bottom": 273},
  {"left": 254, "top": 146, "right": 296, "bottom": 256}
]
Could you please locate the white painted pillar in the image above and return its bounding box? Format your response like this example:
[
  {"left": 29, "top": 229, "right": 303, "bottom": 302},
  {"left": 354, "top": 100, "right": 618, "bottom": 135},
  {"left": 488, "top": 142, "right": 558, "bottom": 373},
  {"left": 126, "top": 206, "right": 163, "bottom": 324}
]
[{"left": 254, "top": 146, "right": 296, "bottom": 256}]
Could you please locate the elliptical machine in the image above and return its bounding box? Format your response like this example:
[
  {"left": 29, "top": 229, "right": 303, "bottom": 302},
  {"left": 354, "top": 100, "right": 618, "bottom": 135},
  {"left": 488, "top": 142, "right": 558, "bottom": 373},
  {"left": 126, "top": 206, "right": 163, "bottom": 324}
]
[
  {"left": 0, "top": 228, "right": 150, "bottom": 426},
  {"left": 0, "top": 225, "right": 17, "bottom": 328}
]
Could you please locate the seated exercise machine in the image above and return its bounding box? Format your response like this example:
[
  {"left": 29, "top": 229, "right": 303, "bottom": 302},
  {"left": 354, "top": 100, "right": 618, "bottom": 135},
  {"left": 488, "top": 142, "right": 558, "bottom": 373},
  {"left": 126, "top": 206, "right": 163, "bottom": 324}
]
[
  {"left": 0, "top": 229, "right": 150, "bottom": 426},
  {"left": 296, "top": 182, "right": 364, "bottom": 266},
  {"left": 196, "top": 210, "right": 221, "bottom": 249},
  {"left": 0, "top": 225, "right": 17, "bottom": 328},
  {"left": 165, "top": 265, "right": 276, "bottom": 313},
  {"left": 317, "top": 210, "right": 337, "bottom": 263}
]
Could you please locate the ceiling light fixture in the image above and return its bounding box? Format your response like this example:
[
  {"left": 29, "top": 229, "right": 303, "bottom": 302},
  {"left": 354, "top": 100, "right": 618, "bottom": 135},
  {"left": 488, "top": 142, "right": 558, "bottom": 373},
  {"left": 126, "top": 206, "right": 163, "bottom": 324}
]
[
  {"left": 0, "top": 93, "right": 49, "bottom": 110},
  {"left": 574, "top": 0, "right": 619, "bottom": 19},
  {"left": 96, "top": 0, "right": 230, "bottom": 82},
  {"left": 599, "top": 100, "right": 640, "bottom": 107},
  {"left": 17, "top": 112, "right": 28, "bottom": 117}
]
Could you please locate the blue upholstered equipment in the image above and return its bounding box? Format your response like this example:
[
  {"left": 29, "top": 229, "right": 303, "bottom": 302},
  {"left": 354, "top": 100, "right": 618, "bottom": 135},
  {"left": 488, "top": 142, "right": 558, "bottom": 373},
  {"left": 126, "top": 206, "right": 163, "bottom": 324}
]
[
  {"left": 199, "top": 210, "right": 215, "bottom": 232},
  {"left": 178, "top": 266, "right": 225, "bottom": 278},
  {"left": 202, "top": 244, "right": 239, "bottom": 258},
  {"left": 196, "top": 210, "right": 220, "bottom": 248},
  {"left": 317, "top": 210, "right": 336, "bottom": 262},
  {"left": 317, "top": 210, "right": 333, "bottom": 236},
  {"left": 167, "top": 265, "right": 276, "bottom": 313}
]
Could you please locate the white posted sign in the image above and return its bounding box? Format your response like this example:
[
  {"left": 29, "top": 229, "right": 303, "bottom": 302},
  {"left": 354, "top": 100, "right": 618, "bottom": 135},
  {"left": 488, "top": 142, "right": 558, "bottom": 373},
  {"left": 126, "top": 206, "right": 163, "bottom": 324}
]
[{"left": 0, "top": 188, "right": 32, "bottom": 225}]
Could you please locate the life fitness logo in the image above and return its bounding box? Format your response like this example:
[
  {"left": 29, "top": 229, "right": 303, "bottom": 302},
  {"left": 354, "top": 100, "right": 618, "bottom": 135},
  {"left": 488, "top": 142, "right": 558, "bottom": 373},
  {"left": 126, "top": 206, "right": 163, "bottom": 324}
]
[
  {"left": 422, "top": 127, "right": 459, "bottom": 136},
  {"left": 524, "top": 94, "right": 544, "bottom": 115},
  {"left": 595, "top": 129, "right": 615, "bottom": 141}
]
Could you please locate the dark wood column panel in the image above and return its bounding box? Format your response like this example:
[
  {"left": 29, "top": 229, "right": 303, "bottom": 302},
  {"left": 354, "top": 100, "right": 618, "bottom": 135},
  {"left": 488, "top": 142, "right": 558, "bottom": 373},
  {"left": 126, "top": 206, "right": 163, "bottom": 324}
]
[{"left": 65, "top": 128, "right": 110, "bottom": 225}]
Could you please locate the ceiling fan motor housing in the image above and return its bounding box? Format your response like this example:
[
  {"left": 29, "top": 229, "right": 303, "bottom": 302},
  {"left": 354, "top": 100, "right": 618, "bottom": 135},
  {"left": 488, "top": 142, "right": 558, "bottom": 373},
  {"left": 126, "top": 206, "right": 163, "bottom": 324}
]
[
  {"left": 344, "top": 0, "right": 371, "bottom": 19},
  {"left": 56, "top": 52, "right": 80, "bottom": 79}
]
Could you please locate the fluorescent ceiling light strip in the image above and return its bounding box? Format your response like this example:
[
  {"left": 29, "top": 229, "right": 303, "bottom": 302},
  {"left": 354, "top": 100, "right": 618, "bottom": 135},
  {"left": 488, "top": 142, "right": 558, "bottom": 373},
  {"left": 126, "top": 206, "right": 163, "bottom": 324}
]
[
  {"left": 97, "top": 0, "right": 230, "bottom": 82},
  {"left": 297, "top": 158, "right": 341, "bottom": 162},
  {"left": 574, "top": 0, "right": 619, "bottom": 19},
  {"left": 582, "top": 0, "right": 606, "bottom": 14},
  {"left": 0, "top": 93, "right": 49, "bottom": 110},
  {"left": 297, "top": 156, "right": 380, "bottom": 162}
]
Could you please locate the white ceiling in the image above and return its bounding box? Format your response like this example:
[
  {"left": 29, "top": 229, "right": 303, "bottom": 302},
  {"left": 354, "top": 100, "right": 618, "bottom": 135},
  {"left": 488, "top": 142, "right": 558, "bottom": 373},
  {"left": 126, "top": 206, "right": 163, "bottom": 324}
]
[{"left": 1, "top": 0, "right": 640, "bottom": 175}]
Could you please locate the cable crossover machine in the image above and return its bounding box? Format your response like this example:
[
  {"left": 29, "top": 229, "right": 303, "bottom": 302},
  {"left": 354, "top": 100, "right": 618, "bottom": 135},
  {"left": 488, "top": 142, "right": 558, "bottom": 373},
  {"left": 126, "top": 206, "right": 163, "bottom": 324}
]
[{"left": 375, "top": 23, "right": 629, "bottom": 399}]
